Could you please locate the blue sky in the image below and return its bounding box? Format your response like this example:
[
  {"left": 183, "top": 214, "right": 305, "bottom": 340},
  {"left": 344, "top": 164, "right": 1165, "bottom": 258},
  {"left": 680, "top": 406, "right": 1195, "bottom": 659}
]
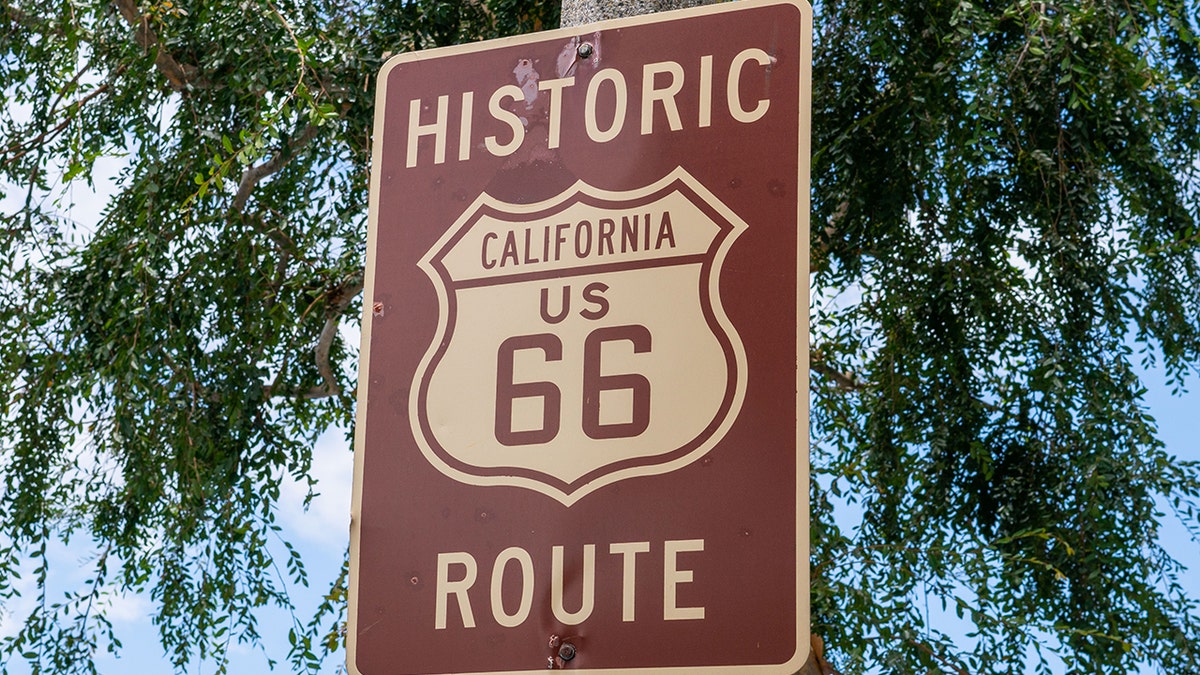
[{"left": 1139, "top": 366, "right": 1200, "bottom": 599}]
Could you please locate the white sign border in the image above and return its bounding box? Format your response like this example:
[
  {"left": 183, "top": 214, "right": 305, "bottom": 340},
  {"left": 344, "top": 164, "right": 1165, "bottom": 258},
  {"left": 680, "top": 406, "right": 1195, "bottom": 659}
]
[{"left": 349, "top": 0, "right": 812, "bottom": 672}]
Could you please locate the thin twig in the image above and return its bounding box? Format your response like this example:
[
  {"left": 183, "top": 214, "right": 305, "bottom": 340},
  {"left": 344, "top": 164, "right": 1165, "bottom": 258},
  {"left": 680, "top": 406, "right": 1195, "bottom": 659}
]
[
  {"left": 1, "top": 65, "right": 128, "bottom": 167},
  {"left": 906, "top": 638, "right": 970, "bottom": 675}
]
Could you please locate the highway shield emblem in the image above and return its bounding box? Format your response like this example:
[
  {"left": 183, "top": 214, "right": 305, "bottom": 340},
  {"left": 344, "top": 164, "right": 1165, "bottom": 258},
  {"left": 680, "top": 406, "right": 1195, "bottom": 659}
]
[{"left": 410, "top": 168, "right": 749, "bottom": 505}]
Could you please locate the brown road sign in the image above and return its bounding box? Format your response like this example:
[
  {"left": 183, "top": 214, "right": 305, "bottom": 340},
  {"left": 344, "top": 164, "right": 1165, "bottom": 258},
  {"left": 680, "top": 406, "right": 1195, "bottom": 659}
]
[{"left": 349, "top": 0, "right": 811, "bottom": 672}]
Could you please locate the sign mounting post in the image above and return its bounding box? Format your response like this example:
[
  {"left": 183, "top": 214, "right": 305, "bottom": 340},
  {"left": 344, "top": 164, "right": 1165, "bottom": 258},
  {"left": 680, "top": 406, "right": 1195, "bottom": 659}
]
[{"left": 350, "top": 1, "right": 812, "bottom": 672}]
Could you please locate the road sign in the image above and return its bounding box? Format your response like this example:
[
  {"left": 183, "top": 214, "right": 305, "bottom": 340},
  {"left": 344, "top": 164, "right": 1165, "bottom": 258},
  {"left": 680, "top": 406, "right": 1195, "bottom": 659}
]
[{"left": 350, "top": 1, "right": 811, "bottom": 672}]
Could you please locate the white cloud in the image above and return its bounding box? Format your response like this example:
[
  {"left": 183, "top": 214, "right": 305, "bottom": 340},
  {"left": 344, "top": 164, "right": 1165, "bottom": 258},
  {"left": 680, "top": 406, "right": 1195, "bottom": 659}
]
[
  {"left": 279, "top": 426, "right": 354, "bottom": 549},
  {"left": 0, "top": 566, "right": 39, "bottom": 639},
  {"left": 102, "top": 590, "right": 152, "bottom": 624}
]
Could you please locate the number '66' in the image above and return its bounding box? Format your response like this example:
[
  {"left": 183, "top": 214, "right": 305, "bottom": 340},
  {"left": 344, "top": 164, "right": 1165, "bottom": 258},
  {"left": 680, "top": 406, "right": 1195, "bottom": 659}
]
[{"left": 495, "top": 325, "right": 651, "bottom": 446}]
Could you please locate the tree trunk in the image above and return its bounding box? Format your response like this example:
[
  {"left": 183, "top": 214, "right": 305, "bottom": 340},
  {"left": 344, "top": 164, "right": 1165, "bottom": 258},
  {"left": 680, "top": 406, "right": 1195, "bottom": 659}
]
[
  {"left": 557, "top": 2, "right": 831, "bottom": 674},
  {"left": 559, "top": 0, "right": 702, "bottom": 27}
]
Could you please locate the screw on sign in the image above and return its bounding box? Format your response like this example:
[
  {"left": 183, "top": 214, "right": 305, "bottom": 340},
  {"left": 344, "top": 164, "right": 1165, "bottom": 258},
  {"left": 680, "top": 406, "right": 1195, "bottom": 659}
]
[
  {"left": 546, "top": 635, "right": 579, "bottom": 669},
  {"left": 349, "top": 1, "right": 811, "bottom": 673}
]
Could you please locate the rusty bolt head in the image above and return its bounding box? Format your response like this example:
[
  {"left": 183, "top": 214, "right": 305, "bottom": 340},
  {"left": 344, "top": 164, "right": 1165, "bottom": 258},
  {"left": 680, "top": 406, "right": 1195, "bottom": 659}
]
[{"left": 558, "top": 643, "right": 576, "bottom": 661}]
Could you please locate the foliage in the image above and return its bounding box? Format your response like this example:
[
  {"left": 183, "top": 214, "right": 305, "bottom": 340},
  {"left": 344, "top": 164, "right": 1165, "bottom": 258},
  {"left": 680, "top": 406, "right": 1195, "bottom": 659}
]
[
  {"left": 1, "top": 0, "right": 556, "bottom": 673},
  {"left": 810, "top": 0, "right": 1200, "bottom": 671},
  {"left": 0, "top": 0, "right": 1197, "bottom": 673}
]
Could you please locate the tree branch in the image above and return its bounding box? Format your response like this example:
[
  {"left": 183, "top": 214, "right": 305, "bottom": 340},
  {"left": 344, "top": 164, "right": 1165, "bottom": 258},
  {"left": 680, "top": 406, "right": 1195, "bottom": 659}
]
[
  {"left": 811, "top": 200, "right": 846, "bottom": 274},
  {"left": 162, "top": 349, "right": 222, "bottom": 404},
  {"left": 231, "top": 124, "right": 320, "bottom": 213},
  {"left": 245, "top": 209, "right": 305, "bottom": 260},
  {"left": 113, "top": 0, "right": 205, "bottom": 91},
  {"left": 299, "top": 269, "right": 364, "bottom": 400},
  {"left": 811, "top": 349, "right": 865, "bottom": 391},
  {"left": 798, "top": 634, "right": 841, "bottom": 675}
]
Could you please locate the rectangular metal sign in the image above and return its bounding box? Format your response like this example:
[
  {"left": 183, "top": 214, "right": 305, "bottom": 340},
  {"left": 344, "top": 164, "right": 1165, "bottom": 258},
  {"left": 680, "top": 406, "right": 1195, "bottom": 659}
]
[{"left": 350, "top": 1, "right": 811, "bottom": 672}]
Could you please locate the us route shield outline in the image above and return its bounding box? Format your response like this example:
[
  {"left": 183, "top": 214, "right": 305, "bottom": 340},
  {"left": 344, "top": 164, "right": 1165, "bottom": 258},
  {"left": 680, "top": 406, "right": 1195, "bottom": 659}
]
[{"left": 410, "top": 167, "right": 750, "bottom": 506}]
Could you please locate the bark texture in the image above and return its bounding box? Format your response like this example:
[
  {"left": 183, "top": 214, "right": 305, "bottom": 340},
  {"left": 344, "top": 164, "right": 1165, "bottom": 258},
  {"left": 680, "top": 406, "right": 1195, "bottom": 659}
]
[{"left": 559, "top": 0, "right": 707, "bottom": 26}]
